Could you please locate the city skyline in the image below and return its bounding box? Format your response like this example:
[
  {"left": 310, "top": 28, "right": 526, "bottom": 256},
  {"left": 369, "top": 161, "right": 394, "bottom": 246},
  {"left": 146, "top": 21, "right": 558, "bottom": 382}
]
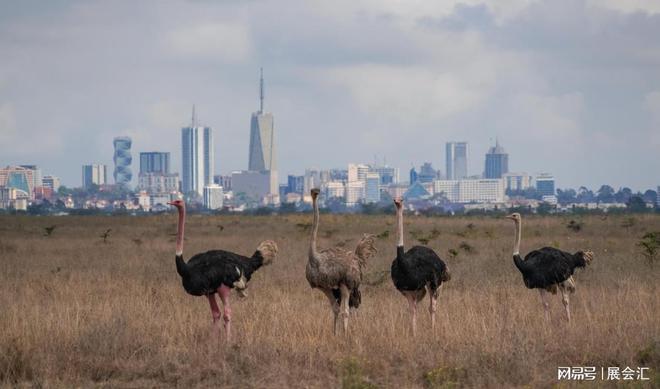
[{"left": 1, "top": 1, "right": 659, "bottom": 190}]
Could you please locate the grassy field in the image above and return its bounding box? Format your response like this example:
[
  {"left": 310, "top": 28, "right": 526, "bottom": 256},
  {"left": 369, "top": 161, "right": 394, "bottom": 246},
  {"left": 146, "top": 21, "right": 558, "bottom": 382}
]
[{"left": 0, "top": 213, "right": 658, "bottom": 388}]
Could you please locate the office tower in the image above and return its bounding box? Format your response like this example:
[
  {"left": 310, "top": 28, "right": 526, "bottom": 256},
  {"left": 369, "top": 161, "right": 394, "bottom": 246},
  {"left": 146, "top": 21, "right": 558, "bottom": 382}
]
[
  {"left": 536, "top": 174, "right": 555, "bottom": 197},
  {"left": 82, "top": 164, "right": 107, "bottom": 188},
  {"left": 213, "top": 175, "right": 232, "bottom": 191},
  {"left": 418, "top": 162, "right": 436, "bottom": 183},
  {"left": 181, "top": 107, "right": 214, "bottom": 196},
  {"left": 0, "top": 166, "right": 37, "bottom": 199},
  {"left": 484, "top": 139, "right": 509, "bottom": 179},
  {"left": 409, "top": 167, "right": 418, "bottom": 185},
  {"left": 231, "top": 170, "right": 276, "bottom": 202},
  {"left": 287, "top": 175, "right": 304, "bottom": 194},
  {"left": 348, "top": 163, "right": 370, "bottom": 183},
  {"left": 248, "top": 68, "right": 276, "bottom": 172},
  {"left": 345, "top": 181, "right": 365, "bottom": 206},
  {"left": 113, "top": 137, "right": 132, "bottom": 186},
  {"left": 434, "top": 179, "right": 505, "bottom": 203},
  {"left": 364, "top": 173, "right": 381, "bottom": 203},
  {"left": 446, "top": 141, "right": 468, "bottom": 180},
  {"left": 42, "top": 175, "right": 61, "bottom": 192},
  {"left": 139, "top": 152, "right": 170, "bottom": 174},
  {"left": 19, "top": 165, "right": 42, "bottom": 189},
  {"left": 502, "top": 172, "right": 532, "bottom": 192},
  {"left": 371, "top": 165, "right": 399, "bottom": 185},
  {"left": 203, "top": 184, "right": 224, "bottom": 210}
]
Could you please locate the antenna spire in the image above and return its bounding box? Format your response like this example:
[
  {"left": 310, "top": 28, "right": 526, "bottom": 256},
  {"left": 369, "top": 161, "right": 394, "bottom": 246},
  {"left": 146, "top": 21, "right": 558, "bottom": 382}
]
[
  {"left": 192, "top": 104, "right": 196, "bottom": 127},
  {"left": 259, "top": 67, "right": 264, "bottom": 113}
]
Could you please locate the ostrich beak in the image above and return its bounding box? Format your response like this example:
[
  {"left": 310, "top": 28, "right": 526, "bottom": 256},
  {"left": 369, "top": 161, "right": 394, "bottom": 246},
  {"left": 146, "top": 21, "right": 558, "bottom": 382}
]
[
  {"left": 167, "top": 201, "right": 174, "bottom": 206},
  {"left": 504, "top": 215, "right": 515, "bottom": 220}
]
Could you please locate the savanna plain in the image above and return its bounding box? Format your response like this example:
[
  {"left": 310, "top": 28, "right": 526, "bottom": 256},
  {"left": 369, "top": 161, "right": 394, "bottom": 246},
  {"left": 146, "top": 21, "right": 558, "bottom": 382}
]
[{"left": 1, "top": 213, "right": 658, "bottom": 388}]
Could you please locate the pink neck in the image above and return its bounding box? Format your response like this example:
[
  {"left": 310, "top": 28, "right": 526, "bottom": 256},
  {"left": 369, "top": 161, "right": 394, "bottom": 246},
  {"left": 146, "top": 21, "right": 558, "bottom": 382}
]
[{"left": 176, "top": 206, "right": 185, "bottom": 256}]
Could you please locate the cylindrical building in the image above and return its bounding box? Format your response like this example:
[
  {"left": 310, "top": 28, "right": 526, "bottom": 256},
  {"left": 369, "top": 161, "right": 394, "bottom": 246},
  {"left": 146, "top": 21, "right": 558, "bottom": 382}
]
[{"left": 113, "top": 136, "right": 132, "bottom": 186}]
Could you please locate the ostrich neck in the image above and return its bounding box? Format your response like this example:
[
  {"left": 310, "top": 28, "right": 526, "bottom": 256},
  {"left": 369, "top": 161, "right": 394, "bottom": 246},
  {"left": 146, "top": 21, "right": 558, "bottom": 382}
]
[
  {"left": 309, "top": 197, "right": 320, "bottom": 258},
  {"left": 175, "top": 206, "right": 186, "bottom": 256},
  {"left": 513, "top": 220, "right": 521, "bottom": 256},
  {"left": 396, "top": 207, "right": 404, "bottom": 248}
]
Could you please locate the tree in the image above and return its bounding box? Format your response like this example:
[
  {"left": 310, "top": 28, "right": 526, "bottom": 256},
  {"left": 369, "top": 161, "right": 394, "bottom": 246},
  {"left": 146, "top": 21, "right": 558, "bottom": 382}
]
[
  {"left": 577, "top": 187, "right": 595, "bottom": 203},
  {"left": 556, "top": 188, "right": 577, "bottom": 205},
  {"left": 537, "top": 202, "right": 555, "bottom": 215},
  {"left": 615, "top": 187, "right": 633, "bottom": 203},
  {"left": 643, "top": 190, "right": 658, "bottom": 204},
  {"left": 596, "top": 185, "right": 615, "bottom": 203},
  {"left": 627, "top": 196, "right": 647, "bottom": 213}
]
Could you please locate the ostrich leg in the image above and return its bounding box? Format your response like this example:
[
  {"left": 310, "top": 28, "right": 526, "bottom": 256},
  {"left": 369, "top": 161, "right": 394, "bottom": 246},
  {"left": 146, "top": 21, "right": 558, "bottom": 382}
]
[
  {"left": 322, "top": 289, "right": 340, "bottom": 335},
  {"left": 218, "top": 284, "right": 232, "bottom": 340},
  {"left": 558, "top": 284, "right": 571, "bottom": 322},
  {"left": 404, "top": 292, "right": 418, "bottom": 336},
  {"left": 339, "top": 284, "right": 350, "bottom": 334},
  {"left": 539, "top": 289, "right": 550, "bottom": 321},
  {"left": 207, "top": 294, "right": 222, "bottom": 330},
  {"left": 428, "top": 286, "right": 438, "bottom": 331}
]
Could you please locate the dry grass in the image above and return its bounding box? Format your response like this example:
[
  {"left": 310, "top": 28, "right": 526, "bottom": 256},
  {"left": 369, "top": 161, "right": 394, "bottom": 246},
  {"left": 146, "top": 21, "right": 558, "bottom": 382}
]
[{"left": 0, "top": 213, "right": 659, "bottom": 388}]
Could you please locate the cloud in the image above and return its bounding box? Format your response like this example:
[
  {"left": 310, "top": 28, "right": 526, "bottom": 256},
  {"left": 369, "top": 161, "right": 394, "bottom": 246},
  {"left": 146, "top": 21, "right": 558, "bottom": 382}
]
[{"left": 165, "top": 21, "right": 252, "bottom": 62}]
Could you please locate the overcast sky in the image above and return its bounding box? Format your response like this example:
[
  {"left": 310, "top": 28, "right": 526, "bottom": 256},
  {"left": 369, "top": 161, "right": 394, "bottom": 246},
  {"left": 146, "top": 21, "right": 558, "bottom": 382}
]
[{"left": 1, "top": 0, "right": 659, "bottom": 190}]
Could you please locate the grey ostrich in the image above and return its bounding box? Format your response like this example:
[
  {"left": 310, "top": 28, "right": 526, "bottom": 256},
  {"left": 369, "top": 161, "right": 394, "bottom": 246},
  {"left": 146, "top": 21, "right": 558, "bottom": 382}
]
[
  {"left": 505, "top": 212, "right": 593, "bottom": 322},
  {"left": 305, "top": 188, "right": 377, "bottom": 334}
]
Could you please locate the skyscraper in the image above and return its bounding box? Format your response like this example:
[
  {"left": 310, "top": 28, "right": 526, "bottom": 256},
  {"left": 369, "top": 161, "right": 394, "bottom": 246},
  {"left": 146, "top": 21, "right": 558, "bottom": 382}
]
[
  {"left": 181, "top": 107, "right": 214, "bottom": 196},
  {"left": 484, "top": 139, "right": 509, "bottom": 179},
  {"left": 113, "top": 136, "right": 132, "bottom": 186},
  {"left": 536, "top": 173, "right": 555, "bottom": 197},
  {"left": 248, "top": 68, "right": 276, "bottom": 172},
  {"left": 446, "top": 142, "right": 468, "bottom": 180},
  {"left": 139, "top": 152, "right": 170, "bottom": 174},
  {"left": 82, "top": 164, "right": 107, "bottom": 188}
]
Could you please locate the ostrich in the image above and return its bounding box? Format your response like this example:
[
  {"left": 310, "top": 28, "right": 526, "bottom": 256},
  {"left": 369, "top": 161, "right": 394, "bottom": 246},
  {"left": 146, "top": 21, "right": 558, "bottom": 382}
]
[
  {"left": 391, "top": 198, "right": 450, "bottom": 336},
  {"left": 305, "top": 188, "right": 377, "bottom": 334},
  {"left": 505, "top": 212, "right": 593, "bottom": 322},
  {"left": 168, "top": 199, "right": 278, "bottom": 339}
]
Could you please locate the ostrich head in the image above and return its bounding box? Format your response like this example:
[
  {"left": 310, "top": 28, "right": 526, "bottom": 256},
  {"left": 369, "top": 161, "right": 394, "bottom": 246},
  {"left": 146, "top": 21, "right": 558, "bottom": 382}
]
[
  {"left": 505, "top": 212, "right": 521, "bottom": 223},
  {"left": 310, "top": 188, "right": 320, "bottom": 200},
  {"left": 256, "top": 240, "right": 278, "bottom": 266},
  {"left": 579, "top": 250, "right": 594, "bottom": 265},
  {"left": 393, "top": 197, "right": 403, "bottom": 209},
  {"left": 167, "top": 199, "right": 185, "bottom": 210}
]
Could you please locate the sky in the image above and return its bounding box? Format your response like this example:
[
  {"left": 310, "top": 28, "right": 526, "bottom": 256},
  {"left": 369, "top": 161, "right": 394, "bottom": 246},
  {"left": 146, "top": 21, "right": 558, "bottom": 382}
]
[{"left": 1, "top": 0, "right": 659, "bottom": 191}]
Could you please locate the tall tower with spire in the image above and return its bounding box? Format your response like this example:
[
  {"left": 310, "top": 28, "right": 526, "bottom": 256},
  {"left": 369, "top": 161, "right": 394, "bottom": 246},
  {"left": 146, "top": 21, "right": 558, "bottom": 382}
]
[
  {"left": 248, "top": 68, "right": 276, "bottom": 172},
  {"left": 484, "top": 138, "right": 508, "bottom": 179}
]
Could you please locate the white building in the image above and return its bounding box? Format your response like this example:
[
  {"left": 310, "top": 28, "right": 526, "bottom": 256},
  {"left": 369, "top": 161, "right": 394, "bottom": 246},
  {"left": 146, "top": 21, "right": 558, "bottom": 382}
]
[
  {"left": 203, "top": 185, "right": 224, "bottom": 210},
  {"left": 434, "top": 179, "right": 505, "bottom": 203},
  {"left": 345, "top": 181, "right": 365, "bottom": 206},
  {"left": 348, "top": 163, "right": 370, "bottom": 183},
  {"left": 42, "top": 175, "right": 61, "bottom": 192},
  {"left": 82, "top": 164, "right": 107, "bottom": 189},
  {"left": 502, "top": 172, "right": 533, "bottom": 192},
  {"left": 325, "top": 181, "right": 345, "bottom": 199},
  {"left": 137, "top": 191, "right": 151, "bottom": 211},
  {"left": 138, "top": 172, "right": 179, "bottom": 194},
  {"left": 181, "top": 109, "right": 213, "bottom": 196}
]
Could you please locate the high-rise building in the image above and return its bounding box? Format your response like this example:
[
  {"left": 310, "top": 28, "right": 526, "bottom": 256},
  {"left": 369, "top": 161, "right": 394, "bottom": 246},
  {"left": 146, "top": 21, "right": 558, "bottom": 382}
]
[
  {"left": 446, "top": 141, "right": 468, "bottom": 180},
  {"left": 348, "top": 163, "right": 370, "bottom": 183},
  {"left": 213, "top": 175, "right": 232, "bottom": 191},
  {"left": 19, "top": 165, "right": 42, "bottom": 189},
  {"left": 287, "top": 175, "right": 304, "bottom": 194},
  {"left": 82, "top": 164, "right": 107, "bottom": 189},
  {"left": 138, "top": 173, "right": 179, "bottom": 194},
  {"left": 536, "top": 174, "right": 555, "bottom": 197},
  {"left": 345, "top": 181, "right": 365, "bottom": 206},
  {"left": 248, "top": 68, "right": 276, "bottom": 172},
  {"left": 409, "top": 167, "right": 418, "bottom": 185},
  {"left": 140, "top": 152, "right": 170, "bottom": 174},
  {"left": 113, "top": 136, "right": 132, "bottom": 186},
  {"left": 371, "top": 166, "right": 399, "bottom": 185},
  {"left": 484, "top": 140, "right": 509, "bottom": 179},
  {"left": 42, "top": 175, "right": 61, "bottom": 192},
  {"left": 203, "top": 184, "right": 224, "bottom": 210},
  {"left": 502, "top": 172, "right": 532, "bottom": 192},
  {"left": 0, "top": 166, "right": 37, "bottom": 199},
  {"left": 365, "top": 173, "right": 381, "bottom": 203},
  {"left": 231, "top": 170, "right": 277, "bottom": 203},
  {"left": 434, "top": 179, "right": 505, "bottom": 203},
  {"left": 181, "top": 107, "right": 214, "bottom": 196},
  {"left": 418, "top": 162, "right": 436, "bottom": 183},
  {"left": 325, "top": 181, "right": 346, "bottom": 199}
]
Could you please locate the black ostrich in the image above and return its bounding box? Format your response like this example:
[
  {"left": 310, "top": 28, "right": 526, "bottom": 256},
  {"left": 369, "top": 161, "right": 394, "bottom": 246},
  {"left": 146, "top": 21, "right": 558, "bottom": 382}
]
[
  {"left": 391, "top": 198, "right": 450, "bottom": 336},
  {"left": 505, "top": 213, "right": 593, "bottom": 322},
  {"left": 168, "top": 199, "right": 278, "bottom": 340}
]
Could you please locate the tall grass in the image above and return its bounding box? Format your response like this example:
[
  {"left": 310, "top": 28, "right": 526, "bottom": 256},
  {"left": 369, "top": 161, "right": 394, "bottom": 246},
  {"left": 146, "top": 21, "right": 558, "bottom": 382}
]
[{"left": 0, "top": 214, "right": 658, "bottom": 387}]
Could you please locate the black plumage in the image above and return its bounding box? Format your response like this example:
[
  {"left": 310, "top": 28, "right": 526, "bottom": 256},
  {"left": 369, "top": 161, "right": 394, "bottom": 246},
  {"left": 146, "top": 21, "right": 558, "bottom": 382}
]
[
  {"left": 391, "top": 246, "right": 450, "bottom": 294},
  {"left": 513, "top": 247, "right": 589, "bottom": 291},
  {"left": 176, "top": 250, "right": 267, "bottom": 296}
]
